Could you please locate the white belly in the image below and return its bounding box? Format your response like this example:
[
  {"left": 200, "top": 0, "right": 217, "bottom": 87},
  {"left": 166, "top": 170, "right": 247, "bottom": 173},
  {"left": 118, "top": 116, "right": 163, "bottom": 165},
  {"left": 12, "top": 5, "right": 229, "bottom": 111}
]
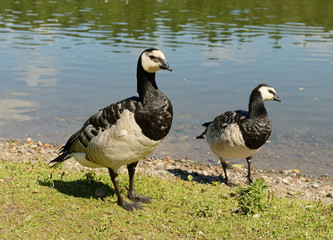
[
  {"left": 206, "top": 123, "right": 259, "bottom": 160},
  {"left": 72, "top": 110, "right": 162, "bottom": 171}
]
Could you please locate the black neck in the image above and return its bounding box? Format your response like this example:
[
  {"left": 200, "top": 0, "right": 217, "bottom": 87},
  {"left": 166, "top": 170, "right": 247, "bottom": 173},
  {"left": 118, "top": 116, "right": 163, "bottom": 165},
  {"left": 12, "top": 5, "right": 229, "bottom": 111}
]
[
  {"left": 248, "top": 91, "right": 268, "bottom": 120},
  {"left": 137, "top": 61, "right": 159, "bottom": 102}
]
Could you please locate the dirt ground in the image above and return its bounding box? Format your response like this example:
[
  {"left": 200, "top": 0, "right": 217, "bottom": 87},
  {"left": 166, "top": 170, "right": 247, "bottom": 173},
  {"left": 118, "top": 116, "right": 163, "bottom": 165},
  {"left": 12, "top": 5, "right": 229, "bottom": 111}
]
[{"left": 1, "top": 139, "right": 332, "bottom": 204}]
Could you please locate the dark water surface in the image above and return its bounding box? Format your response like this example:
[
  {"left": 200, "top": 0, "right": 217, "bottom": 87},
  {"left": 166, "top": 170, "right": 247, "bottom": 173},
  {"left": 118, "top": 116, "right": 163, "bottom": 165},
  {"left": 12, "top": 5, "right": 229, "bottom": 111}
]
[{"left": 0, "top": 0, "right": 332, "bottom": 176}]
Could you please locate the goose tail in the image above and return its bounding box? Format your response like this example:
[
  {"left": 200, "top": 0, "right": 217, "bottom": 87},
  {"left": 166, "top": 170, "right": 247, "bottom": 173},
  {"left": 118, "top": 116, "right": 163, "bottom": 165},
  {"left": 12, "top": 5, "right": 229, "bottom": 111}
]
[
  {"left": 49, "top": 147, "right": 71, "bottom": 168},
  {"left": 196, "top": 131, "right": 206, "bottom": 139},
  {"left": 196, "top": 121, "right": 212, "bottom": 139}
]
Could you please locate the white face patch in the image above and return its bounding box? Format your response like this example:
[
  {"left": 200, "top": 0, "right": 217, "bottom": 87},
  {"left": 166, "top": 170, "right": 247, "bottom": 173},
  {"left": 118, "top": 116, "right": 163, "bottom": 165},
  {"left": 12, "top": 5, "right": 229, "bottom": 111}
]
[
  {"left": 259, "top": 86, "right": 277, "bottom": 101},
  {"left": 141, "top": 50, "right": 167, "bottom": 73}
]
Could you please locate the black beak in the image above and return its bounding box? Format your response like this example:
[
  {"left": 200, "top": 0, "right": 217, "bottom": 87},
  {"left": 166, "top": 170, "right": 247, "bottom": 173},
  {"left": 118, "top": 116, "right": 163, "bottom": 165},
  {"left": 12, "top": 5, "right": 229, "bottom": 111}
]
[
  {"left": 274, "top": 96, "right": 281, "bottom": 102},
  {"left": 160, "top": 60, "right": 172, "bottom": 72}
]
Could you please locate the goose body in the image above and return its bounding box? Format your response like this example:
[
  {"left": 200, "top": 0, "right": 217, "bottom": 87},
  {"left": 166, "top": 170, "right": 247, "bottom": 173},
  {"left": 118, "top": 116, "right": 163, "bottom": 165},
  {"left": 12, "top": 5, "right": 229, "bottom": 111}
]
[
  {"left": 51, "top": 48, "right": 173, "bottom": 210},
  {"left": 70, "top": 109, "right": 164, "bottom": 170},
  {"left": 197, "top": 84, "right": 281, "bottom": 185}
]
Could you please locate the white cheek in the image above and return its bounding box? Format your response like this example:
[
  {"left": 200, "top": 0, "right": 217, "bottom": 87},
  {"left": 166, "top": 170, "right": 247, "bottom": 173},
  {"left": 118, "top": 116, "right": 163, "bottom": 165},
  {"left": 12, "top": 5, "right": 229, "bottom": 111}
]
[
  {"left": 260, "top": 88, "right": 275, "bottom": 101},
  {"left": 141, "top": 54, "right": 160, "bottom": 73}
]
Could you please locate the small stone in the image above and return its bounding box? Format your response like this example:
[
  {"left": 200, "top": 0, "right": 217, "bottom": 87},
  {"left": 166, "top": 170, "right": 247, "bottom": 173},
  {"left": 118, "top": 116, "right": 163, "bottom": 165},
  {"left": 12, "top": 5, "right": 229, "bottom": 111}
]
[
  {"left": 311, "top": 182, "right": 321, "bottom": 188},
  {"left": 26, "top": 137, "right": 32, "bottom": 143},
  {"left": 282, "top": 178, "right": 290, "bottom": 184},
  {"left": 232, "top": 208, "right": 239, "bottom": 213},
  {"left": 198, "top": 231, "right": 204, "bottom": 236},
  {"left": 319, "top": 174, "right": 329, "bottom": 178},
  {"left": 262, "top": 175, "right": 270, "bottom": 181},
  {"left": 275, "top": 177, "right": 282, "bottom": 183},
  {"left": 326, "top": 192, "right": 333, "bottom": 198},
  {"left": 282, "top": 170, "right": 292, "bottom": 176},
  {"left": 287, "top": 191, "right": 297, "bottom": 196}
]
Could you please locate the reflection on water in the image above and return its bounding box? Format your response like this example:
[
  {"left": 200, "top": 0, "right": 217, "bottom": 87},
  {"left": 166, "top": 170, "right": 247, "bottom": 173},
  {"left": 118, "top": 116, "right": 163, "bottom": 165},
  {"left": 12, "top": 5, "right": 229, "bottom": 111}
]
[
  {"left": 14, "top": 55, "right": 58, "bottom": 87},
  {"left": 0, "top": 98, "right": 39, "bottom": 121},
  {"left": 0, "top": 0, "right": 332, "bottom": 176}
]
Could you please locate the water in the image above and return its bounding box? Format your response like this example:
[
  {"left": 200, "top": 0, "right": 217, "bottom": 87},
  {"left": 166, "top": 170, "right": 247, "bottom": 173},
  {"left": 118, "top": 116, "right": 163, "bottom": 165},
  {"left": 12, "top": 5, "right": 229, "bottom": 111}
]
[{"left": 0, "top": 0, "right": 332, "bottom": 176}]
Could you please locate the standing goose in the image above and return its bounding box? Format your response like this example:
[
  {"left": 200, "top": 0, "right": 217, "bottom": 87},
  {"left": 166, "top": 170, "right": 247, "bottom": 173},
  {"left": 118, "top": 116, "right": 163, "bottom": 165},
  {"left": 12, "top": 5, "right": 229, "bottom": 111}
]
[
  {"left": 197, "top": 84, "right": 281, "bottom": 185},
  {"left": 50, "top": 48, "right": 173, "bottom": 210}
]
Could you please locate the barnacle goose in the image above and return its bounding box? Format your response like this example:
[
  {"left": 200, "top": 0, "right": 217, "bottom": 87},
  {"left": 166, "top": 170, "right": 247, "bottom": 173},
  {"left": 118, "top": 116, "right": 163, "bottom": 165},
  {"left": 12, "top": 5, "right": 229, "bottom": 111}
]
[
  {"left": 50, "top": 48, "right": 173, "bottom": 210},
  {"left": 197, "top": 84, "right": 281, "bottom": 186}
]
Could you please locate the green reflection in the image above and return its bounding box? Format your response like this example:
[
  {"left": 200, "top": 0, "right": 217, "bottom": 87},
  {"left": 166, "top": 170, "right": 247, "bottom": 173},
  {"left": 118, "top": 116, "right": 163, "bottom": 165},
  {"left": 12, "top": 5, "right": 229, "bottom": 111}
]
[{"left": 1, "top": 0, "right": 333, "bottom": 47}]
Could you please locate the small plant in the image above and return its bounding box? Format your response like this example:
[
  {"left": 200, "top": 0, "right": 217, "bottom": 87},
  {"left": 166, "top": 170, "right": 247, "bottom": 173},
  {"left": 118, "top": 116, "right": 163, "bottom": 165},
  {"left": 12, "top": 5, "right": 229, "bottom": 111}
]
[
  {"left": 85, "top": 171, "right": 99, "bottom": 185},
  {"left": 235, "top": 179, "right": 271, "bottom": 215},
  {"left": 187, "top": 175, "right": 193, "bottom": 182},
  {"left": 44, "top": 173, "right": 54, "bottom": 188}
]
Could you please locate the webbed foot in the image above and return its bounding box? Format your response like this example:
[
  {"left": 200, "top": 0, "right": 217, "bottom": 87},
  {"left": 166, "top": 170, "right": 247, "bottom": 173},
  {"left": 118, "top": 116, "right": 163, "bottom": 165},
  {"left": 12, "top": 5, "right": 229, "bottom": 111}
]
[
  {"left": 127, "top": 193, "right": 152, "bottom": 203},
  {"left": 119, "top": 200, "right": 142, "bottom": 211}
]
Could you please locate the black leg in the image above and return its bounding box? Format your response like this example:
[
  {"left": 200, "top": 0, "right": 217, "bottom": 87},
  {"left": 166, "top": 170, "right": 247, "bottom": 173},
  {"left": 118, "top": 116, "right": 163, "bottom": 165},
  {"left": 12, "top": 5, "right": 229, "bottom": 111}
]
[
  {"left": 246, "top": 156, "right": 253, "bottom": 184},
  {"left": 220, "top": 158, "right": 229, "bottom": 186},
  {"left": 127, "top": 161, "right": 152, "bottom": 203},
  {"left": 108, "top": 168, "right": 141, "bottom": 211}
]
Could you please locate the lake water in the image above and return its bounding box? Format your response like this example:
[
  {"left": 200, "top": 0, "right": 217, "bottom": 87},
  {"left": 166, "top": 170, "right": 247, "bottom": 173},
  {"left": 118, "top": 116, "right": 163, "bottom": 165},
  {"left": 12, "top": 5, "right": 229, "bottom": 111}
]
[{"left": 0, "top": 0, "right": 332, "bottom": 176}]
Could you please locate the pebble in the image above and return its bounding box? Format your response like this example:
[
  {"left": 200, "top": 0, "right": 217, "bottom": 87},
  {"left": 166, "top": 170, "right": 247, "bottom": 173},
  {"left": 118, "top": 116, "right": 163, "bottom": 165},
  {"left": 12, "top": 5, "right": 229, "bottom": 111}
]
[
  {"left": 311, "top": 182, "right": 321, "bottom": 188},
  {"left": 287, "top": 191, "right": 297, "bottom": 196},
  {"left": 198, "top": 231, "right": 205, "bottom": 236},
  {"left": 275, "top": 177, "right": 282, "bottom": 183},
  {"left": 282, "top": 170, "right": 292, "bottom": 176},
  {"left": 282, "top": 178, "right": 290, "bottom": 184},
  {"left": 319, "top": 190, "right": 327, "bottom": 196},
  {"left": 320, "top": 174, "right": 329, "bottom": 178},
  {"left": 326, "top": 192, "right": 333, "bottom": 198}
]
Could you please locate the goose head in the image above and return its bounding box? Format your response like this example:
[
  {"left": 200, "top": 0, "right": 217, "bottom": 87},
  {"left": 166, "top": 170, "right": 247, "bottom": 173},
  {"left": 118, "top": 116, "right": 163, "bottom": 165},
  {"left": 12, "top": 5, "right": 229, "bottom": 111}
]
[
  {"left": 258, "top": 84, "right": 281, "bottom": 102},
  {"left": 140, "top": 48, "right": 172, "bottom": 73}
]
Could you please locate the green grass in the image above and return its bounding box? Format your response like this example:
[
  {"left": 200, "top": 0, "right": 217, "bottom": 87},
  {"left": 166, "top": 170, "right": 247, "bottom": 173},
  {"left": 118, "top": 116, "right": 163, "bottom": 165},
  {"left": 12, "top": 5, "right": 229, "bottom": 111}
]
[{"left": 0, "top": 160, "right": 332, "bottom": 239}]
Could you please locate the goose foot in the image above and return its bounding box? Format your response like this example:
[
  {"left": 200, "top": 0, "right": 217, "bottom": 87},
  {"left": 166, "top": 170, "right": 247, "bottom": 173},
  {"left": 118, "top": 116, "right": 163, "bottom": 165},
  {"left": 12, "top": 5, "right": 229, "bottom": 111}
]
[
  {"left": 118, "top": 200, "right": 142, "bottom": 211},
  {"left": 127, "top": 194, "right": 152, "bottom": 203}
]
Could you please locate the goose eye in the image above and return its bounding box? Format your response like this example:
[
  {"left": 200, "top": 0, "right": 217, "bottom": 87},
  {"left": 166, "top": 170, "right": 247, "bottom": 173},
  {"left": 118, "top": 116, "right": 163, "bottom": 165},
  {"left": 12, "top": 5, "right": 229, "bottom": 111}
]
[{"left": 149, "top": 56, "right": 156, "bottom": 60}]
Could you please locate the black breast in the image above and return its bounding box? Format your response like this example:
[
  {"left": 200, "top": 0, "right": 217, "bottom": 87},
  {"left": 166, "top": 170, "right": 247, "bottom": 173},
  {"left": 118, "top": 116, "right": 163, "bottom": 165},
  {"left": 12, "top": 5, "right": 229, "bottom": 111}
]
[
  {"left": 134, "top": 95, "right": 173, "bottom": 141},
  {"left": 240, "top": 119, "right": 272, "bottom": 149}
]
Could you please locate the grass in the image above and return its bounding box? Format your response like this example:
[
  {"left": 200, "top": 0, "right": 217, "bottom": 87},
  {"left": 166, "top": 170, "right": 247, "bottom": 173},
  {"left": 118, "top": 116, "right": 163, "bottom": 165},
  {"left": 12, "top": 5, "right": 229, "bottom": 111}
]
[{"left": 0, "top": 159, "right": 332, "bottom": 239}]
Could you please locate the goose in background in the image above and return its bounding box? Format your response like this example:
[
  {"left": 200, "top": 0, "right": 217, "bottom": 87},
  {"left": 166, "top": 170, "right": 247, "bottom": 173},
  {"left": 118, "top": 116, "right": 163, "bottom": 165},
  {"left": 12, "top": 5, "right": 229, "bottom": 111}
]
[
  {"left": 50, "top": 48, "right": 173, "bottom": 211},
  {"left": 197, "top": 84, "right": 281, "bottom": 185}
]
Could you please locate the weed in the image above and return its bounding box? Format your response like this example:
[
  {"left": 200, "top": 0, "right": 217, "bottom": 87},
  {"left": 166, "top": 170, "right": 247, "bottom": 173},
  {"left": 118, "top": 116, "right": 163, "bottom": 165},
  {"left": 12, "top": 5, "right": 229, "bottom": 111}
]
[
  {"left": 43, "top": 173, "right": 54, "bottom": 188},
  {"left": 235, "top": 178, "right": 271, "bottom": 215}
]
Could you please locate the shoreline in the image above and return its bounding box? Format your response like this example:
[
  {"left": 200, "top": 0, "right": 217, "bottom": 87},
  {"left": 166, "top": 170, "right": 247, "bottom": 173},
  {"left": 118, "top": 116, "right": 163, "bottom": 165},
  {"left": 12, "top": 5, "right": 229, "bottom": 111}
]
[{"left": 0, "top": 138, "right": 332, "bottom": 204}]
